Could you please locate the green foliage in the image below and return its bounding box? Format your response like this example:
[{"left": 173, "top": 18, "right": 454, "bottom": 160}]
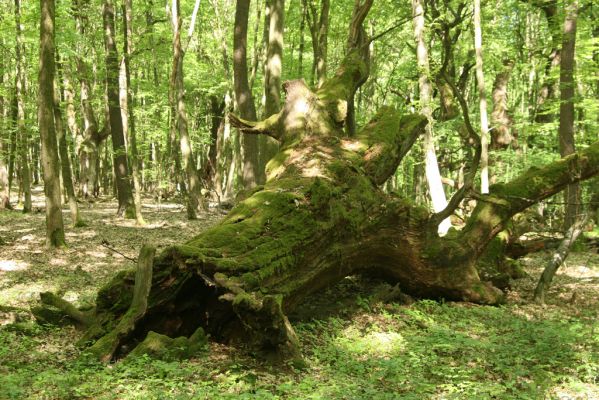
[{"left": 1, "top": 295, "right": 597, "bottom": 399}]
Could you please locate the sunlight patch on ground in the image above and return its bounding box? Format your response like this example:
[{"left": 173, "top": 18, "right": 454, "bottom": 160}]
[
  {"left": 335, "top": 326, "right": 406, "bottom": 358},
  {"left": 49, "top": 258, "right": 68, "bottom": 266},
  {"left": 0, "top": 283, "right": 58, "bottom": 306},
  {"left": 0, "top": 259, "right": 29, "bottom": 272},
  {"left": 65, "top": 230, "right": 97, "bottom": 239},
  {"left": 85, "top": 250, "right": 108, "bottom": 258}
]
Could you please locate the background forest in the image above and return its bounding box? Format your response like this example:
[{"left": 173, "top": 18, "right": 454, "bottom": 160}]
[{"left": 0, "top": 0, "right": 598, "bottom": 398}]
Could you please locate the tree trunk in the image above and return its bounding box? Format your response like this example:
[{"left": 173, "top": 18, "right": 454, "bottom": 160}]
[
  {"left": 103, "top": 0, "right": 135, "bottom": 217},
  {"left": 261, "top": 0, "right": 284, "bottom": 178},
  {"left": 558, "top": 0, "right": 580, "bottom": 229},
  {"left": 474, "top": 0, "right": 489, "bottom": 194},
  {"left": 122, "top": 0, "right": 145, "bottom": 225},
  {"left": 170, "top": 0, "right": 203, "bottom": 220},
  {"left": 15, "top": 0, "right": 32, "bottom": 213},
  {"left": 533, "top": 214, "right": 587, "bottom": 304},
  {"left": 55, "top": 54, "right": 83, "bottom": 227},
  {"left": 531, "top": 0, "right": 560, "bottom": 124},
  {"left": 412, "top": 0, "right": 451, "bottom": 235},
  {"left": 44, "top": 1, "right": 599, "bottom": 363},
  {"left": 233, "top": 0, "right": 263, "bottom": 187},
  {"left": 0, "top": 41, "right": 10, "bottom": 210},
  {"left": 73, "top": 0, "right": 106, "bottom": 199},
  {"left": 38, "top": 0, "right": 66, "bottom": 247},
  {"left": 491, "top": 59, "right": 517, "bottom": 149},
  {"left": 306, "top": 0, "right": 329, "bottom": 88}
]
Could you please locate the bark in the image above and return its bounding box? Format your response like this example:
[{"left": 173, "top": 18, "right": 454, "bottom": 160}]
[
  {"left": 103, "top": 0, "right": 135, "bottom": 217},
  {"left": 122, "top": 0, "right": 145, "bottom": 225},
  {"left": 170, "top": 0, "right": 203, "bottom": 219},
  {"left": 490, "top": 60, "right": 517, "bottom": 149},
  {"left": 263, "top": 0, "right": 284, "bottom": 118},
  {"left": 39, "top": 0, "right": 66, "bottom": 247},
  {"left": 55, "top": 55, "right": 83, "bottom": 227},
  {"left": 73, "top": 0, "right": 107, "bottom": 198},
  {"left": 531, "top": 0, "right": 560, "bottom": 124},
  {"left": 202, "top": 95, "right": 225, "bottom": 193},
  {"left": 306, "top": 0, "right": 330, "bottom": 88},
  {"left": 261, "top": 0, "right": 284, "bottom": 178},
  {"left": 412, "top": 0, "right": 451, "bottom": 235},
  {"left": 0, "top": 40, "right": 10, "bottom": 210},
  {"left": 474, "top": 0, "right": 489, "bottom": 194},
  {"left": 558, "top": 1, "right": 580, "bottom": 229},
  {"left": 15, "top": 0, "right": 32, "bottom": 213},
  {"left": 41, "top": 1, "right": 599, "bottom": 363},
  {"left": 533, "top": 214, "right": 587, "bottom": 304},
  {"left": 233, "top": 0, "right": 263, "bottom": 187}
]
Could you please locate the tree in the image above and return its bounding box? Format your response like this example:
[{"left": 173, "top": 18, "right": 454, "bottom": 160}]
[
  {"left": 263, "top": 0, "right": 284, "bottom": 118},
  {"left": 233, "top": 0, "right": 263, "bottom": 187},
  {"left": 412, "top": 0, "right": 451, "bottom": 235},
  {"left": 474, "top": 0, "right": 489, "bottom": 194},
  {"left": 14, "top": 0, "right": 32, "bottom": 213},
  {"left": 491, "top": 59, "right": 517, "bottom": 149},
  {"left": 103, "top": 0, "right": 135, "bottom": 217},
  {"left": 38, "top": 0, "right": 599, "bottom": 362},
  {"left": 169, "top": 0, "right": 203, "bottom": 219},
  {"left": 38, "top": 0, "right": 66, "bottom": 247},
  {"left": 558, "top": 0, "right": 580, "bottom": 229},
  {"left": 122, "top": 0, "right": 146, "bottom": 225},
  {"left": 306, "top": 0, "right": 330, "bottom": 88}
]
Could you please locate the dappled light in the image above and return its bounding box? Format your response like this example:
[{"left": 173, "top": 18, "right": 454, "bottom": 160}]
[{"left": 1, "top": 0, "right": 598, "bottom": 397}]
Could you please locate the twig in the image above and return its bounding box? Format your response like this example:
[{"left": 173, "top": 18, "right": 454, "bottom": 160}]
[{"left": 100, "top": 240, "right": 137, "bottom": 263}]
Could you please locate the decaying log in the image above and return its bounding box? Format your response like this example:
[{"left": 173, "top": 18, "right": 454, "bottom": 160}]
[
  {"left": 87, "top": 245, "right": 155, "bottom": 362},
  {"left": 34, "top": 0, "right": 599, "bottom": 362},
  {"left": 32, "top": 292, "right": 94, "bottom": 327}
]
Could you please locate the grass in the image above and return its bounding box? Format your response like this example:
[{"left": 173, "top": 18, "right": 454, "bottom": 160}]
[
  {"left": 1, "top": 191, "right": 598, "bottom": 399},
  {"left": 0, "top": 297, "right": 597, "bottom": 399}
]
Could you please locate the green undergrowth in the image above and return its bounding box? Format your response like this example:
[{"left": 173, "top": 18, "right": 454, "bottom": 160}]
[{"left": 1, "top": 295, "right": 597, "bottom": 399}]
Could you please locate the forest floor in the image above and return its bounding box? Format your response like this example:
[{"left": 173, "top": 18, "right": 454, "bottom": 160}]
[{"left": 0, "top": 187, "right": 598, "bottom": 399}]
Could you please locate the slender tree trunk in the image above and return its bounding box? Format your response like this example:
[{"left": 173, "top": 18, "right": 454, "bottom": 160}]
[
  {"left": 298, "top": 0, "right": 306, "bottom": 77},
  {"left": 55, "top": 55, "right": 83, "bottom": 227},
  {"left": 73, "top": 0, "right": 105, "bottom": 199},
  {"left": 533, "top": 0, "right": 560, "bottom": 124},
  {"left": 39, "top": 0, "right": 66, "bottom": 247},
  {"left": 261, "top": 0, "right": 283, "bottom": 174},
  {"left": 122, "top": 0, "right": 145, "bottom": 225},
  {"left": 558, "top": 0, "right": 580, "bottom": 229},
  {"left": 170, "top": 0, "right": 202, "bottom": 219},
  {"left": 8, "top": 95, "right": 17, "bottom": 199},
  {"left": 103, "top": 0, "right": 135, "bottom": 217},
  {"left": 474, "top": 0, "right": 489, "bottom": 194},
  {"left": 233, "top": 0, "right": 262, "bottom": 187},
  {"left": 533, "top": 213, "right": 587, "bottom": 304},
  {"left": 32, "top": 143, "right": 40, "bottom": 185},
  {"left": 491, "top": 59, "right": 517, "bottom": 149},
  {"left": 15, "top": 0, "right": 32, "bottom": 213},
  {"left": 412, "top": 0, "right": 451, "bottom": 235},
  {"left": 248, "top": 0, "right": 263, "bottom": 91},
  {"left": 307, "top": 0, "right": 330, "bottom": 88},
  {"left": 0, "top": 38, "right": 10, "bottom": 209},
  {"left": 263, "top": 0, "right": 284, "bottom": 118}
]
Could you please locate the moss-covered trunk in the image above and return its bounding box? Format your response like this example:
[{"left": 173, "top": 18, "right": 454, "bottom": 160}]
[{"left": 39, "top": 2, "right": 599, "bottom": 361}]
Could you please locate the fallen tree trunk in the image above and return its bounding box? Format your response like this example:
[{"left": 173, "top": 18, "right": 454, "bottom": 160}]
[{"left": 38, "top": 1, "right": 599, "bottom": 361}]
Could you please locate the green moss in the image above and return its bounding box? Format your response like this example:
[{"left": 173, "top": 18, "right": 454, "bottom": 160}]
[
  {"left": 96, "top": 269, "right": 135, "bottom": 314},
  {"left": 125, "top": 327, "right": 207, "bottom": 361}
]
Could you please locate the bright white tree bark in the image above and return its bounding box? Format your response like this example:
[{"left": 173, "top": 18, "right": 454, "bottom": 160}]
[
  {"left": 412, "top": 0, "right": 451, "bottom": 235},
  {"left": 474, "top": 0, "right": 490, "bottom": 194}
]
